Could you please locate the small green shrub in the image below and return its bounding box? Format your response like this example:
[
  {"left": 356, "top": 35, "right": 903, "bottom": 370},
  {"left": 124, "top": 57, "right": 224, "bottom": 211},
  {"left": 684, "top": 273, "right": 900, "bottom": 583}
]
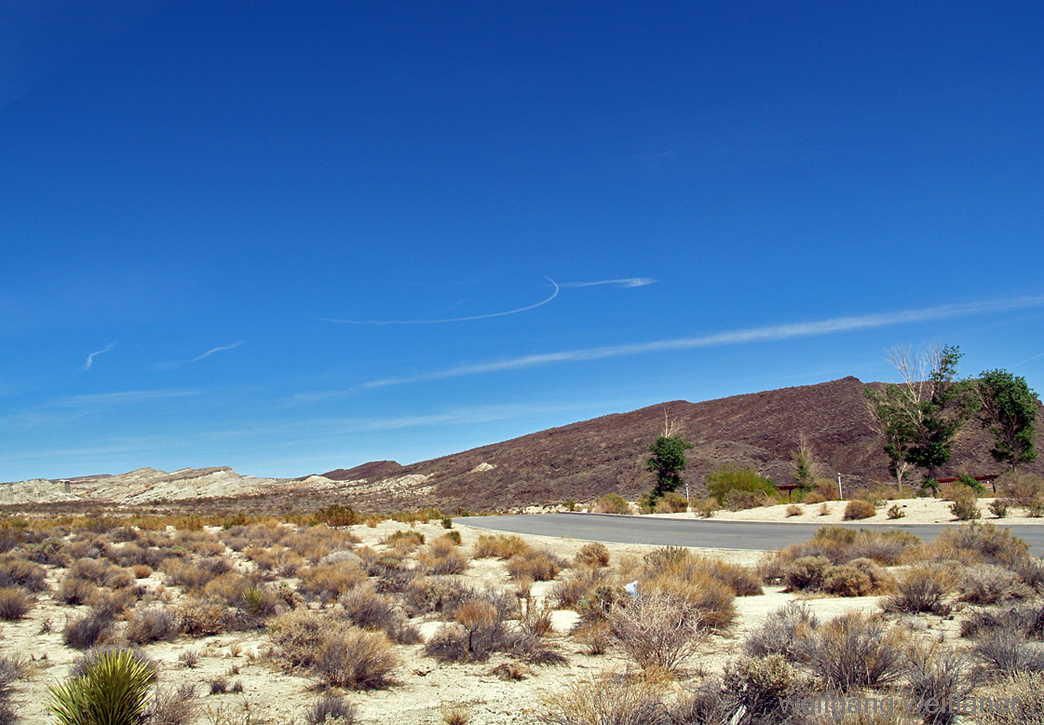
[
  {"left": 887, "top": 504, "right": 906, "bottom": 519},
  {"left": 950, "top": 495, "right": 982, "bottom": 521},
  {"left": 989, "top": 499, "right": 1009, "bottom": 518},
  {"left": 705, "top": 466, "right": 777, "bottom": 506}
]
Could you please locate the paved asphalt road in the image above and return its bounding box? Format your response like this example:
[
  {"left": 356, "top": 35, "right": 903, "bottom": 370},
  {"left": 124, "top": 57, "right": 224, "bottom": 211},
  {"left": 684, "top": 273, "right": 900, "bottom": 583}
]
[{"left": 457, "top": 512, "right": 1044, "bottom": 556}]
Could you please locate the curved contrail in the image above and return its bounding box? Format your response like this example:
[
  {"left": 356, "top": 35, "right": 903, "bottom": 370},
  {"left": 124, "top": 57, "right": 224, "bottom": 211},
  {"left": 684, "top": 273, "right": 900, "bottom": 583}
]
[
  {"left": 322, "top": 277, "right": 560, "bottom": 325},
  {"left": 84, "top": 340, "right": 117, "bottom": 370}
]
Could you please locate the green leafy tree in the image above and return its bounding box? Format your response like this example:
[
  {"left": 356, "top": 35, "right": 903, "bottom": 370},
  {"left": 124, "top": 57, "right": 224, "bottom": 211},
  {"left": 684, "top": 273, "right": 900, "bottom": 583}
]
[
  {"left": 865, "top": 344, "right": 979, "bottom": 488},
  {"left": 978, "top": 369, "right": 1040, "bottom": 471},
  {"left": 646, "top": 435, "right": 693, "bottom": 501},
  {"left": 705, "top": 466, "right": 777, "bottom": 506}
]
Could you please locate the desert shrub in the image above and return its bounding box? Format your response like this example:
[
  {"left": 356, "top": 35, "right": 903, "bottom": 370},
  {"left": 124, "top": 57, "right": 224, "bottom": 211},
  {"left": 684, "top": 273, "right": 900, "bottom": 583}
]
[
  {"left": 306, "top": 693, "right": 357, "bottom": 725},
  {"left": 539, "top": 674, "right": 667, "bottom": 725},
  {"left": 24, "top": 537, "right": 70, "bottom": 566},
  {"left": 722, "top": 489, "right": 762, "bottom": 511},
  {"left": 996, "top": 471, "right": 1044, "bottom": 510},
  {"left": 721, "top": 655, "right": 799, "bottom": 724},
  {"left": 928, "top": 523, "right": 1030, "bottom": 568},
  {"left": 132, "top": 564, "right": 152, "bottom": 579},
  {"left": 339, "top": 584, "right": 397, "bottom": 631},
  {"left": 574, "top": 543, "right": 610, "bottom": 568},
  {"left": 0, "top": 587, "right": 32, "bottom": 620},
  {"left": 785, "top": 504, "right": 802, "bottom": 517},
  {"left": 551, "top": 566, "right": 612, "bottom": 610},
  {"left": 506, "top": 549, "right": 565, "bottom": 581},
  {"left": 784, "top": 556, "right": 832, "bottom": 592},
  {"left": 126, "top": 606, "right": 178, "bottom": 644},
  {"left": 472, "top": 534, "right": 531, "bottom": 560},
  {"left": 417, "top": 537, "right": 469, "bottom": 575},
  {"left": 402, "top": 576, "right": 475, "bottom": 618},
  {"left": 974, "top": 671, "right": 1044, "bottom": 725},
  {"left": 851, "top": 529, "right": 919, "bottom": 565},
  {"left": 0, "top": 553, "right": 47, "bottom": 592},
  {"left": 382, "top": 529, "right": 424, "bottom": 551},
  {"left": 609, "top": 588, "right": 707, "bottom": 672},
  {"left": 950, "top": 495, "right": 982, "bottom": 521},
  {"left": 658, "top": 491, "right": 690, "bottom": 513},
  {"left": 297, "top": 561, "right": 367, "bottom": 602},
  {"left": 0, "top": 656, "right": 18, "bottom": 725},
  {"left": 804, "top": 491, "right": 827, "bottom": 505},
  {"left": 314, "top": 504, "right": 360, "bottom": 527},
  {"left": 160, "top": 557, "right": 222, "bottom": 592},
  {"left": 147, "top": 683, "right": 198, "bottom": 725},
  {"left": 843, "top": 499, "right": 876, "bottom": 520},
  {"left": 644, "top": 547, "right": 761, "bottom": 597},
  {"left": 798, "top": 611, "right": 907, "bottom": 691},
  {"left": 822, "top": 564, "right": 873, "bottom": 597},
  {"left": 691, "top": 497, "right": 718, "bottom": 518},
  {"left": 174, "top": 597, "right": 236, "bottom": 636},
  {"left": 425, "top": 588, "right": 519, "bottom": 663},
  {"left": 887, "top": 504, "right": 906, "bottom": 519},
  {"left": 58, "top": 575, "right": 97, "bottom": 605},
  {"left": 48, "top": 648, "right": 153, "bottom": 725},
  {"left": 640, "top": 568, "right": 736, "bottom": 632},
  {"left": 974, "top": 628, "right": 1044, "bottom": 675},
  {"left": 64, "top": 607, "right": 114, "bottom": 649},
  {"left": 989, "top": 499, "right": 1009, "bottom": 518},
  {"left": 270, "top": 609, "right": 399, "bottom": 689},
  {"left": 705, "top": 466, "right": 777, "bottom": 507},
  {"left": 905, "top": 642, "right": 970, "bottom": 725},
  {"left": 885, "top": 564, "right": 954, "bottom": 614},
  {"left": 572, "top": 620, "right": 613, "bottom": 655},
  {"left": 594, "top": 494, "right": 633, "bottom": 515},
  {"left": 958, "top": 564, "right": 1032, "bottom": 605},
  {"left": 744, "top": 601, "right": 818, "bottom": 660}
]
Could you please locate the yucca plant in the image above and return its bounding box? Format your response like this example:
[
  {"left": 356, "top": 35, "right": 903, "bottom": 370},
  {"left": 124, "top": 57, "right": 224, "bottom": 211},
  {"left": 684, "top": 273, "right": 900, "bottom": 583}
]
[{"left": 48, "top": 648, "right": 153, "bottom": 725}]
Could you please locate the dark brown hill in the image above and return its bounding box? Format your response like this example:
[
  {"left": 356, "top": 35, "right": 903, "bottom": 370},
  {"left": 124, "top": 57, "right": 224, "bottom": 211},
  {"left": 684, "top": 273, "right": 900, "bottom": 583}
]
[{"left": 321, "top": 376, "right": 1044, "bottom": 512}]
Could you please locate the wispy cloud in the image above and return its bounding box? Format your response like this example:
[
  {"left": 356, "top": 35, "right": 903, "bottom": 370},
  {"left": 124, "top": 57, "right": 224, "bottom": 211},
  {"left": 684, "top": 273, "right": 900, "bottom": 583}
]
[
  {"left": 52, "top": 390, "right": 202, "bottom": 407},
  {"left": 84, "top": 341, "right": 117, "bottom": 370},
  {"left": 560, "top": 278, "right": 656, "bottom": 289},
  {"left": 365, "top": 295, "right": 1044, "bottom": 388},
  {"left": 156, "top": 342, "right": 243, "bottom": 370}
]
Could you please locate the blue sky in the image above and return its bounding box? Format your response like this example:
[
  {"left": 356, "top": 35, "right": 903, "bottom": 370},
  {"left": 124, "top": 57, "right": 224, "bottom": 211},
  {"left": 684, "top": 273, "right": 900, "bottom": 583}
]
[{"left": 2, "top": 1, "right": 1042, "bottom": 481}]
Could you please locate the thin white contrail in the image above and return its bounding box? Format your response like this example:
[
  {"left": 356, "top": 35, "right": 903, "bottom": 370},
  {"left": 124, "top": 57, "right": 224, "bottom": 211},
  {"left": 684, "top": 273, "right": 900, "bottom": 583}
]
[
  {"left": 364, "top": 295, "right": 1044, "bottom": 387},
  {"left": 321, "top": 277, "right": 561, "bottom": 325},
  {"left": 560, "top": 278, "right": 656, "bottom": 288},
  {"left": 84, "top": 341, "right": 117, "bottom": 370},
  {"left": 1012, "top": 351, "right": 1044, "bottom": 368},
  {"left": 189, "top": 341, "right": 244, "bottom": 362}
]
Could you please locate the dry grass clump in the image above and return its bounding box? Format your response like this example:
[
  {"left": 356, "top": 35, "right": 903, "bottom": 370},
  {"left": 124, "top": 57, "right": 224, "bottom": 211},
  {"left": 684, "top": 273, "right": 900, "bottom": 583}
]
[
  {"left": 761, "top": 526, "right": 918, "bottom": 583},
  {"left": 744, "top": 601, "right": 819, "bottom": 659},
  {"left": 159, "top": 556, "right": 226, "bottom": 592},
  {"left": 0, "top": 587, "right": 33, "bottom": 620},
  {"left": 550, "top": 566, "right": 614, "bottom": 610},
  {"left": 381, "top": 529, "right": 425, "bottom": 553},
  {"left": 972, "top": 629, "right": 1044, "bottom": 676},
  {"left": 905, "top": 641, "right": 971, "bottom": 725},
  {"left": 798, "top": 611, "right": 908, "bottom": 691},
  {"left": 506, "top": 549, "right": 566, "bottom": 581},
  {"left": 608, "top": 588, "right": 708, "bottom": 673},
  {"left": 296, "top": 561, "right": 368, "bottom": 603},
  {"left": 270, "top": 609, "right": 399, "bottom": 689},
  {"left": 884, "top": 564, "right": 954, "bottom": 614},
  {"left": 0, "top": 656, "right": 19, "bottom": 725},
  {"left": 147, "top": 682, "right": 199, "bottom": 725},
  {"left": 174, "top": 597, "right": 238, "bottom": 636},
  {"left": 640, "top": 569, "right": 736, "bottom": 632},
  {"left": 843, "top": 499, "right": 877, "bottom": 520},
  {"left": 0, "top": 553, "right": 47, "bottom": 592},
  {"left": 282, "top": 524, "right": 359, "bottom": 563},
  {"left": 473, "top": 534, "right": 531, "bottom": 560},
  {"left": 923, "top": 523, "right": 1030, "bottom": 569},
  {"left": 974, "top": 670, "right": 1044, "bottom": 725},
  {"left": 958, "top": 564, "right": 1033, "bottom": 605},
  {"left": 539, "top": 673, "right": 665, "bottom": 725},
  {"left": 338, "top": 584, "right": 397, "bottom": 631},
  {"left": 126, "top": 606, "right": 178, "bottom": 644},
  {"left": 64, "top": 607, "right": 115, "bottom": 649},
  {"left": 572, "top": 620, "right": 613, "bottom": 655},
  {"left": 574, "top": 542, "right": 611, "bottom": 568},
  {"left": 593, "top": 494, "right": 633, "bottom": 515},
  {"left": 643, "top": 546, "right": 761, "bottom": 598},
  {"left": 306, "top": 693, "right": 357, "bottom": 725},
  {"left": 417, "top": 536, "right": 469, "bottom": 575}
]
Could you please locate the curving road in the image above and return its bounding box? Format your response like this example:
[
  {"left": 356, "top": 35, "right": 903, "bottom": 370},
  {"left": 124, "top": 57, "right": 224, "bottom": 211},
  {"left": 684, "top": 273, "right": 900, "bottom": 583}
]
[{"left": 457, "top": 512, "right": 1044, "bottom": 555}]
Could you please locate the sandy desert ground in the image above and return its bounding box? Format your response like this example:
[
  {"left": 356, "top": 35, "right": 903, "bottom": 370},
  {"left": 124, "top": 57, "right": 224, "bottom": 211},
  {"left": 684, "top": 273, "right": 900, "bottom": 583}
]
[{"left": 1, "top": 496, "right": 1037, "bottom": 724}]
